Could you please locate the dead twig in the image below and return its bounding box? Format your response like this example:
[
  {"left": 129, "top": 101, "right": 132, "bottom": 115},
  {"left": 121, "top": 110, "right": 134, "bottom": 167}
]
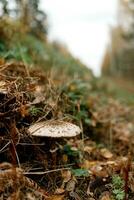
[
  {"left": 0, "top": 141, "right": 11, "bottom": 153},
  {"left": 24, "top": 167, "right": 71, "bottom": 175}
]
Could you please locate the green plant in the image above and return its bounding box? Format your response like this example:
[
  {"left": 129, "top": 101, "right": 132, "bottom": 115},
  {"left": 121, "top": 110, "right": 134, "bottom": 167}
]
[
  {"left": 2, "top": 45, "right": 32, "bottom": 63},
  {"left": 63, "top": 144, "right": 82, "bottom": 165},
  {"left": 29, "top": 106, "right": 43, "bottom": 116},
  {"left": 63, "top": 144, "right": 80, "bottom": 157},
  {"left": 71, "top": 168, "right": 90, "bottom": 177},
  {"left": 112, "top": 175, "right": 125, "bottom": 200}
]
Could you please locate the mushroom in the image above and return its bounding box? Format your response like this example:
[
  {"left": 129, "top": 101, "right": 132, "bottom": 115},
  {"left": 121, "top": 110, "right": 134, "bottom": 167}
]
[
  {"left": 28, "top": 120, "right": 81, "bottom": 167},
  {"left": 28, "top": 120, "right": 81, "bottom": 138}
]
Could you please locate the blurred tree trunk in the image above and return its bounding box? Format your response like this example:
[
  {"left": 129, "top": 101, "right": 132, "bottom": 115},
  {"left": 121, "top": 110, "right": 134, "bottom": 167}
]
[
  {"left": 15, "top": 0, "right": 48, "bottom": 36},
  {"left": 15, "top": 0, "right": 32, "bottom": 25},
  {"left": 102, "top": 0, "right": 134, "bottom": 79},
  {"left": 0, "top": 0, "right": 9, "bottom": 16}
]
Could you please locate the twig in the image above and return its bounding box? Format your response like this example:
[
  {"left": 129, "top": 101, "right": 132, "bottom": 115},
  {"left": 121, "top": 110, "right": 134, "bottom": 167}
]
[
  {"left": 0, "top": 62, "right": 13, "bottom": 71},
  {"left": 24, "top": 167, "right": 71, "bottom": 175},
  {"left": 18, "top": 142, "right": 45, "bottom": 146},
  {"left": 0, "top": 141, "right": 11, "bottom": 153},
  {"left": 11, "top": 139, "right": 21, "bottom": 168}
]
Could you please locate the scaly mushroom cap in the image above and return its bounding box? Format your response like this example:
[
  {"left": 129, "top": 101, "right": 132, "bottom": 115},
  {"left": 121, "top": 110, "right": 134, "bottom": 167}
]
[{"left": 28, "top": 120, "right": 81, "bottom": 138}]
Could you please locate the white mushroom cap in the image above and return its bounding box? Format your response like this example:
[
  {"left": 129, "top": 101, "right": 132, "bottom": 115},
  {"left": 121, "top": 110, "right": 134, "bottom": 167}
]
[{"left": 28, "top": 120, "right": 81, "bottom": 138}]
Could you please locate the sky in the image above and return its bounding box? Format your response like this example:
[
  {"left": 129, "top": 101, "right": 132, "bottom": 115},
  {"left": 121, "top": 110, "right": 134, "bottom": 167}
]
[{"left": 40, "top": 0, "right": 118, "bottom": 76}]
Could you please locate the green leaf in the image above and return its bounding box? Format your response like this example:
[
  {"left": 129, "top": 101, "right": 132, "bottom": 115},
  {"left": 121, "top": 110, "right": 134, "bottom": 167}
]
[
  {"left": 29, "top": 106, "right": 43, "bottom": 116},
  {"left": 112, "top": 175, "right": 124, "bottom": 188},
  {"left": 63, "top": 145, "right": 79, "bottom": 157},
  {"left": 113, "top": 189, "right": 125, "bottom": 200},
  {"left": 84, "top": 118, "right": 92, "bottom": 125},
  {"left": 71, "top": 168, "right": 90, "bottom": 177}
]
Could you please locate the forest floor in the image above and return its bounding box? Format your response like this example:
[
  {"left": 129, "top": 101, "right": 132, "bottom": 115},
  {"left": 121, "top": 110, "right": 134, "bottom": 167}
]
[
  {"left": 0, "top": 61, "right": 134, "bottom": 200},
  {"left": 0, "top": 18, "right": 134, "bottom": 200}
]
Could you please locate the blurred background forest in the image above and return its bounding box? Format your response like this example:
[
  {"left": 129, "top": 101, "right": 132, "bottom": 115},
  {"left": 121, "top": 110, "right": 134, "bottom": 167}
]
[
  {"left": 102, "top": 0, "right": 134, "bottom": 80},
  {"left": 0, "top": 0, "right": 133, "bottom": 104},
  {"left": 0, "top": 0, "right": 93, "bottom": 79},
  {"left": 0, "top": 0, "right": 134, "bottom": 80}
]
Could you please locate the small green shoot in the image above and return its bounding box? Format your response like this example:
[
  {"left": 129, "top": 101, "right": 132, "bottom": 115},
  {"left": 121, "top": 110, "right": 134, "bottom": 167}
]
[{"left": 29, "top": 106, "right": 43, "bottom": 116}]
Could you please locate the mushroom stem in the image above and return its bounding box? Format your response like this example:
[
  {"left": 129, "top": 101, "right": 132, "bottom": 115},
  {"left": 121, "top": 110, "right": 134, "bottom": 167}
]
[{"left": 49, "top": 140, "right": 59, "bottom": 169}]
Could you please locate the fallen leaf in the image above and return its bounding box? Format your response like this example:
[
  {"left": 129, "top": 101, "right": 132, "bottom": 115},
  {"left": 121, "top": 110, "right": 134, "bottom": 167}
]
[
  {"left": 61, "top": 170, "right": 71, "bottom": 183},
  {"left": 84, "top": 146, "right": 95, "bottom": 154},
  {"left": 100, "top": 148, "right": 113, "bottom": 159},
  {"left": 54, "top": 188, "right": 65, "bottom": 195},
  {"left": 62, "top": 154, "right": 68, "bottom": 163},
  {"left": 66, "top": 179, "right": 76, "bottom": 192},
  {"left": 100, "top": 191, "right": 112, "bottom": 200},
  {"left": 81, "top": 160, "right": 98, "bottom": 169},
  {"left": 47, "top": 195, "right": 64, "bottom": 200},
  {"left": 69, "top": 191, "right": 81, "bottom": 200}
]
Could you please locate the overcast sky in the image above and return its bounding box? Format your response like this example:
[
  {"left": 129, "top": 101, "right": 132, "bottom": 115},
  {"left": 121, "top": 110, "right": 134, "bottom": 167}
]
[{"left": 40, "top": 0, "right": 118, "bottom": 76}]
